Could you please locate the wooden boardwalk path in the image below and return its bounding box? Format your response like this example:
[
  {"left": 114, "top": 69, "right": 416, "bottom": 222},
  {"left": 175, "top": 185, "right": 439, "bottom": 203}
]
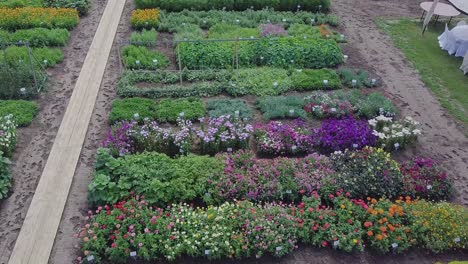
[{"left": 8, "top": 0, "right": 125, "bottom": 263}]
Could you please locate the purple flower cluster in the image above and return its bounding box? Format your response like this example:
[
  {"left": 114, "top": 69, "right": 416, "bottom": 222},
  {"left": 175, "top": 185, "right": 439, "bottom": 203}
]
[
  {"left": 195, "top": 115, "right": 253, "bottom": 155},
  {"left": 208, "top": 150, "right": 334, "bottom": 202},
  {"left": 102, "top": 120, "right": 136, "bottom": 157},
  {"left": 312, "top": 116, "right": 376, "bottom": 152},
  {"left": 259, "top": 23, "right": 288, "bottom": 37},
  {"left": 254, "top": 120, "right": 312, "bottom": 156}
]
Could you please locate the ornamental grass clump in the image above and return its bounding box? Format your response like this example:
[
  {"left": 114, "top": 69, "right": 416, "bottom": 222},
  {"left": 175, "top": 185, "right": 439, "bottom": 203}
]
[
  {"left": 330, "top": 147, "right": 403, "bottom": 199},
  {"left": 207, "top": 150, "right": 334, "bottom": 203},
  {"left": 400, "top": 157, "right": 453, "bottom": 201},
  {"left": 313, "top": 116, "right": 377, "bottom": 153},
  {"left": 195, "top": 116, "right": 253, "bottom": 156},
  {"left": 254, "top": 120, "right": 312, "bottom": 157},
  {"left": 368, "top": 115, "right": 420, "bottom": 152}
]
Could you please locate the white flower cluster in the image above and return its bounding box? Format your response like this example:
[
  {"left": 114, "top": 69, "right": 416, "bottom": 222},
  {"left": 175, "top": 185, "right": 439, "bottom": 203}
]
[
  {"left": 368, "top": 115, "right": 420, "bottom": 151},
  {"left": 0, "top": 114, "right": 17, "bottom": 155}
]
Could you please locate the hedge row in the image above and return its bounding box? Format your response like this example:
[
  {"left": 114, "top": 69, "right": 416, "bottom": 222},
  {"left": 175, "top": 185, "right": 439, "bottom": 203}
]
[
  {"left": 135, "top": 0, "right": 330, "bottom": 12},
  {"left": 178, "top": 37, "right": 343, "bottom": 69},
  {"left": 117, "top": 68, "right": 342, "bottom": 98},
  {"left": 0, "top": 7, "right": 79, "bottom": 30}
]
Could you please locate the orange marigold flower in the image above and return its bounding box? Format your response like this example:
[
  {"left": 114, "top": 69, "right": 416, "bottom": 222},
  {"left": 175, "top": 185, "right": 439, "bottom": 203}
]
[
  {"left": 367, "top": 231, "right": 373, "bottom": 236},
  {"left": 388, "top": 224, "right": 395, "bottom": 231},
  {"left": 371, "top": 198, "right": 377, "bottom": 204},
  {"left": 376, "top": 234, "right": 384, "bottom": 241},
  {"left": 380, "top": 226, "right": 387, "bottom": 232}
]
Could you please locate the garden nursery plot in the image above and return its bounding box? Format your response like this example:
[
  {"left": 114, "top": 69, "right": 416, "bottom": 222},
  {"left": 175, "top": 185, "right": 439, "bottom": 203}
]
[
  {"left": 74, "top": 0, "right": 467, "bottom": 263},
  {"left": 1, "top": 0, "right": 467, "bottom": 263}
]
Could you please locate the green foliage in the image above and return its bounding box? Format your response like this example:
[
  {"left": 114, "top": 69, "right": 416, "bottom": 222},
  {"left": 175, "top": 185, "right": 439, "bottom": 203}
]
[
  {"left": 287, "top": 23, "right": 322, "bottom": 39},
  {"left": 129, "top": 28, "right": 157, "bottom": 46},
  {"left": 173, "top": 23, "right": 204, "bottom": 42},
  {"left": 88, "top": 148, "right": 224, "bottom": 206},
  {"left": 134, "top": 0, "right": 330, "bottom": 12},
  {"left": 338, "top": 67, "right": 378, "bottom": 88},
  {"left": 291, "top": 68, "right": 341, "bottom": 90},
  {"left": 0, "top": 152, "right": 11, "bottom": 200},
  {"left": 155, "top": 98, "right": 205, "bottom": 123},
  {"left": 43, "top": 0, "right": 91, "bottom": 16},
  {"left": 208, "top": 23, "right": 259, "bottom": 39},
  {"left": 109, "top": 98, "right": 156, "bottom": 124},
  {"left": 122, "top": 45, "right": 169, "bottom": 70},
  {"left": 0, "top": 60, "right": 43, "bottom": 99},
  {"left": 0, "top": 100, "right": 38, "bottom": 126},
  {"left": 0, "top": 7, "right": 79, "bottom": 30},
  {"left": 0, "top": 0, "right": 42, "bottom": 8},
  {"left": 352, "top": 92, "right": 397, "bottom": 119},
  {"left": 0, "top": 46, "right": 63, "bottom": 67},
  {"left": 227, "top": 68, "right": 291, "bottom": 96},
  {"left": 257, "top": 96, "right": 306, "bottom": 120},
  {"left": 0, "top": 28, "right": 70, "bottom": 47},
  {"left": 206, "top": 98, "right": 252, "bottom": 119}
]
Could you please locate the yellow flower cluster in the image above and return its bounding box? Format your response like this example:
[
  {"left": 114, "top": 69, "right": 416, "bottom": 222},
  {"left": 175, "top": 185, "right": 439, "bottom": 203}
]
[
  {"left": 130, "top": 8, "right": 159, "bottom": 30},
  {"left": 0, "top": 7, "right": 79, "bottom": 30}
]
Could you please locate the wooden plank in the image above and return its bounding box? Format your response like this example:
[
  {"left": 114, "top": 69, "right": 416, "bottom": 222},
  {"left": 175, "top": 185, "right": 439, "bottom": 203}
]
[{"left": 7, "top": 0, "right": 126, "bottom": 263}]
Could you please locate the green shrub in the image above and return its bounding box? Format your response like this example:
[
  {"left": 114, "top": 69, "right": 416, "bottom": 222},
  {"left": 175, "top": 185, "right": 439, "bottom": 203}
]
[
  {"left": 155, "top": 98, "right": 205, "bottom": 123},
  {"left": 0, "top": 46, "right": 63, "bottom": 68},
  {"left": 291, "top": 69, "right": 341, "bottom": 90},
  {"left": 135, "top": 0, "right": 330, "bottom": 12},
  {"left": 43, "top": 0, "right": 91, "bottom": 16},
  {"left": 88, "top": 148, "right": 224, "bottom": 206},
  {"left": 208, "top": 23, "right": 259, "bottom": 39},
  {"left": 331, "top": 147, "right": 403, "bottom": 198},
  {"left": 0, "top": 28, "right": 70, "bottom": 47},
  {"left": 0, "top": 7, "right": 79, "bottom": 30},
  {"left": 109, "top": 98, "right": 156, "bottom": 123},
  {"left": 288, "top": 23, "right": 322, "bottom": 39},
  {"left": 173, "top": 23, "right": 204, "bottom": 42},
  {"left": 352, "top": 92, "right": 397, "bottom": 118},
  {"left": 0, "top": 60, "right": 43, "bottom": 99},
  {"left": 206, "top": 98, "right": 252, "bottom": 119},
  {"left": 129, "top": 28, "right": 157, "bottom": 46},
  {"left": 0, "top": 100, "right": 38, "bottom": 126},
  {"left": 257, "top": 96, "right": 306, "bottom": 120},
  {"left": 158, "top": 9, "right": 339, "bottom": 33},
  {"left": 0, "top": 152, "right": 11, "bottom": 200},
  {"left": 122, "top": 45, "right": 169, "bottom": 70},
  {"left": 338, "top": 67, "right": 378, "bottom": 88},
  {"left": 0, "top": 0, "right": 42, "bottom": 8},
  {"left": 227, "top": 68, "right": 291, "bottom": 96}
]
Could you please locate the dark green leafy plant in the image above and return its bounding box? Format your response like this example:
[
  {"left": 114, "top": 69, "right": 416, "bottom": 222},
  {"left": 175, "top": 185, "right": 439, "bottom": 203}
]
[
  {"left": 88, "top": 148, "right": 224, "bottom": 206},
  {"left": 206, "top": 98, "right": 252, "bottom": 119},
  {"left": 287, "top": 24, "right": 322, "bottom": 39},
  {"left": 291, "top": 68, "right": 341, "bottom": 90},
  {"left": 208, "top": 23, "right": 259, "bottom": 39},
  {"left": 226, "top": 67, "right": 291, "bottom": 96},
  {"left": 0, "top": 152, "right": 11, "bottom": 200},
  {"left": 109, "top": 98, "right": 157, "bottom": 124},
  {"left": 0, "top": 60, "right": 43, "bottom": 99},
  {"left": 0, "top": 46, "right": 64, "bottom": 68},
  {"left": 122, "top": 45, "right": 169, "bottom": 70},
  {"left": 0, "top": 28, "right": 70, "bottom": 47},
  {"left": 155, "top": 98, "right": 205, "bottom": 123},
  {"left": 352, "top": 92, "right": 396, "bottom": 118},
  {"left": 43, "top": 0, "right": 91, "bottom": 16},
  {"left": 257, "top": 96, "right": 306, "bottom": 120},
  {"left": 0, "top": 100, "right": 38, "bottom": 126},
  {"left": 129, "top": 28, "right": 157, "bottom": 46}
]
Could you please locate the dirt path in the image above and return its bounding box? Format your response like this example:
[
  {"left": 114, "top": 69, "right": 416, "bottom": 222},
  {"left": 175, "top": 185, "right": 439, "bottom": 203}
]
[
  {"left": 0, "top": 1, "right": 108, "bottom": 263},
  {"left": 332, "top": 0, "right": 468, "bottom": 205},
  {"left": 49, "top": 0, "right": 134, "bottom": 263}
]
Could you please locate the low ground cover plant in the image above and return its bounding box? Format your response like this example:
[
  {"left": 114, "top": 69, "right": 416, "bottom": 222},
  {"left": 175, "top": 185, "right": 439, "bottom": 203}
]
[
  {"left": 257, "top": 96, "right": 306, "bottom": 120},
  {"left": 227, "top": 68, "right": 291, "bottom": 96},
  {"left": 0, "top": 100, "right": 38, "bottom": 126},
  {"left": 0, "top": 28, "right": 70, "bottom": 47},
  {"left": 208, "top": 23, "right": 259, "bottom": 39},
  {"left": 206, "top": 98, "right": 252, "bottom": 120},
  {"left": 287, "top": 23, "right": 322, "bottom": 39},
  {"left": 291, "top": 69, "right": 341, "bottom": 90},
  {"left": 155, "top": 98, "right": 205, "bottom": 123},
  {"left": 109, "top": 98, "right": 156, "bottom": 124},
  {"left": 121, "top": 45, "right": 169, "bottom": 70},
  {"left": 130, "top": 8, "right": 159, "bottom": 30},
  {"left": 157, "top": 9, "right": 339, "bottom": 32},
  {"left": 1, "top": 46, "right": 64, "bottom": 67},
  {"left": 259, "top": 23, "right": 288, "bottom": 37},
  {"left": 129, "top": 28, "right": 157, "bottom": 46},
  {"left": 338, "top": 67, "right": 379, "bottom": 88},
  {"left": 304, "top": 91, "right": 354, "bottom": 119},
  {"left": 0, "top": 7, "right": 79, "bottom": 30}
]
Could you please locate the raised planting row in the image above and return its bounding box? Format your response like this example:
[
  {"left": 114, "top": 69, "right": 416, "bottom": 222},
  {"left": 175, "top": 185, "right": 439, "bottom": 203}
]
[
  {"left": 0, "top": 0, "right": 91, "bottom": 15},
  {"left": 134, "top": 0, "right": 330, "bottom": 12},
  {"left": 0, "top": 5, "right": 81, "bottom": 200},
  {"left": 116, "top": 68, "right": 377, "bottom": 98}
]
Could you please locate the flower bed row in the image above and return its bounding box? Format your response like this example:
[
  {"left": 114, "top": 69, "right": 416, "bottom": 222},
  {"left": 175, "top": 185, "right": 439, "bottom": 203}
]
[
  {"left": 0, "top": 114, "right": 17, "bottom": 199},
  {"left": 79, "top": 194, "right": 466, "bottom": 263},
  {"left": 89, "top": 147, "right": 452, "bottom": 207},
  {"left": 0, "top": 28, "right": 70, "bottom": 47},
  {"left": 134, "top": 0, "right": 331, "bottom": 12},
  {"left": 0, "top": 7, "right": 79, "bottom": 30}
]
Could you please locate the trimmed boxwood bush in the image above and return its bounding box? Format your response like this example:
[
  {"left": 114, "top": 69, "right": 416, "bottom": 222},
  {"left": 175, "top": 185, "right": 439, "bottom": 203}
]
[
  {"left": 155, "top": 98, "right": 205, "bottom": 123},
  {"left": 227, "top": 67, "right": 291, "bottom": 96},
  {"left": 206, "top": 98, "right": 252, "bottom": 119},
  {"left": 134, "top": 0, "right": 330, "bottom": 12},
  {"left": 257, "top": 96, "right": 306, "bottom": 120},
  {"left": 0, "top": 100, "right": 38, "bottom": 127},
  {"left": 291, "top": 69, "right": 341, "bottom": 90},
  {"left": 109, "top": 98, "right": 156, "bottom": 124},
  {"left": 122, "top": 45, "right": 169, "bottom": 70}
]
